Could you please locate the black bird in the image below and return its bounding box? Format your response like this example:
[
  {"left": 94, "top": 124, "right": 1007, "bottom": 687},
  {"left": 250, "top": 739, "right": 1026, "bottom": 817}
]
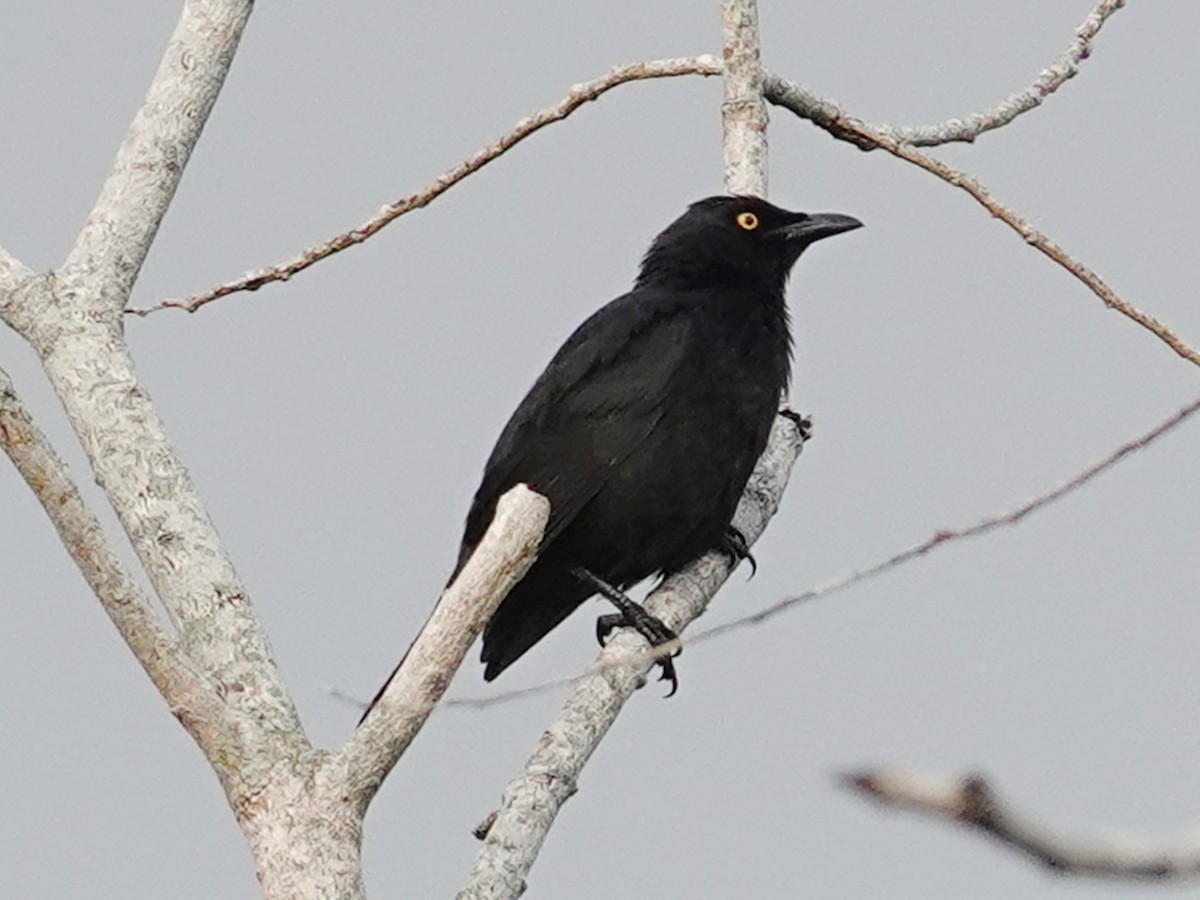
[{"left": 362, "top": 196, "right": 860, "bottom": 720}]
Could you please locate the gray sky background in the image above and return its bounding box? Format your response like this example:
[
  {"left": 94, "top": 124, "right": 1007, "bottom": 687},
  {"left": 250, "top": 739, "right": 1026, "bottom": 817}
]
[{"left": 3, "top": 2, "right": 1199, "bottom": 897}]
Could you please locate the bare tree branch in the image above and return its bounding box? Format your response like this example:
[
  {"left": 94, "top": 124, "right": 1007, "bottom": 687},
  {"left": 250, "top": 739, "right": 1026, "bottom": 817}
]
[
  {"left": 336, "top": 486, "right": 549, "bottom": 808},
  {"left": 0, "top": 365, "right": 226, "bottom": 748},
  {"left": 689, "top": 391, "right": 1200, "bottom": 646},
  {"left": 787, "top": 0, "right": 1123, "bottom": 150},
  {"left": 845, "top": 768, "right": 1200, "bottom": 880},
  {"left": 60, "top": 0, "right": 254, "bottom": 313},
  {"left": 233, "top": 487, "right": 548, "bottom": 900},
  {"left": 721, "top": 0, "right": 768, "bottom": 195},
  {"left": 136, "top": 0, "right": 1127, "bottom": 317},
  {"left": 2, "top": 0, "right": 306, "bottom": 786},
  {"left": 0, "top": 243, "right": 35, "bottom": 317},
  {"left": 763, "top": 77, "right": 1200, "bottom": 369},
  {"left": 127, "top": 56, "right": 723, "bottom": 316},
  {"left": 459, "top": 415, "right": 807, "bottom": 899}
]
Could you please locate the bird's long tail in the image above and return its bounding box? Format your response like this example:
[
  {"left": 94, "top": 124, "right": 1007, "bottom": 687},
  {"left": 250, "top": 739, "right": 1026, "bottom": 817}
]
[{"left": 480, "top": 565, "right": 592, "bottom": 681}]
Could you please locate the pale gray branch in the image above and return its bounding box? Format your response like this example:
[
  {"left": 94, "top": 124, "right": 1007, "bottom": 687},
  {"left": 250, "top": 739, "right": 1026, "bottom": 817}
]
[
  {"left": 3, "top": 0, "right": 305, "bottom": 786},
  {"left": 896, "top": 0, "right": 1126, "bottom": 145},
  {"left": 758, "top": 0, "right": 1123, "bottom": 150},
  {"left": 241, "top": 487, "right": 546, "bottom": 899},
  {"left": 336, "top": 486, "right": 549, "bottom": 808},
  {"left": 61, "top": 0, "right": 253, "bottom": 312},
  {"left": 0, "top": 365, "right": 226, "bottom": 749},
  {"left": 0, "top": 243, "right": 35, "bottom": 319},
  {"left": 459, "top": 415, "right": 807, "bottom": 900},
  {"left": 721, "top": 0, "right": 768, "bottom": 195},
  {"left": 846, "top": 768, "right": 1200, "bottom": 880}
]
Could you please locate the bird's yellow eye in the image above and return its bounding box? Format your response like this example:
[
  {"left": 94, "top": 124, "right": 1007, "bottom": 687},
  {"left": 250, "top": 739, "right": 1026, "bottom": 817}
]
[{"left": 736, "top": 211, "right": 759, "bottom": 231}]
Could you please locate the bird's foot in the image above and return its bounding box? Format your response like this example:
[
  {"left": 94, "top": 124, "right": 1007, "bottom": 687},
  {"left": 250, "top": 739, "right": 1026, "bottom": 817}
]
[
  {"left": 572, "top": 566, "right": 681, "bottom": 696},
  {"left": 778, "top": 408, "right": 813, "bottom": 442},
  {"left": 596, "top": 610, "right": 680, "bottom": 696},
  {"left": 719, "top": 526, "right": 756, "bottom": 578}
]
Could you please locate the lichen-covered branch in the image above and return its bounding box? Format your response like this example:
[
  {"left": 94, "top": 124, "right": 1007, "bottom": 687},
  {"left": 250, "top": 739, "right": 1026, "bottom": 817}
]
[
  {"left": 458, "top": 415, "right": 806, "bottom": 900},
  {"left": 30, "top": 0, "right": 303, "bottom": 756},
  {"left": 772, "top": 0, "right": 1128, "bottom": 150},
  {"left": 336, "top": 486, "right": 549, "bottom": 808},
  {"left": 846, "top": 768, "right": 1200, "bottom": 880},
  {"left": 0, "top": 0, "right": 308, "bottom": 819},
  {"left": 60, "top": 0, "right": 254, "bottom": 312},
  {"left": 0, "top": 365, "right": 226, "bottom": 749},
  {"left": 721, "top": 0, "right": 768, "bottom": 195},
  {"left": 0, "top": 243, "right": 35, "bottom": 317},
  {"left": 238, "top": 487, "right": 547, "bottom": 899}
]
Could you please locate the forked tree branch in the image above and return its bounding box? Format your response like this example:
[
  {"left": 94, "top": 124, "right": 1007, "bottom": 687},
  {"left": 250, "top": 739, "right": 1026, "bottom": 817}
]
[
  {"left": 235, "top": 487, "right": 549, "bottom": 899},
  {"left": 59, "top": 0, "right": 254, "bottom": 314},
  {"left": 0, "top": 365, "right": 225, "bottom": 745},
  {"left": 336, "top": 485, "right": 548, "bottom": 808},
  {"left": 860, "top": 0, "right": 1125, "bottom": 147},
  {"left": 846, "top": 769, "right": 1200, "bottom": 880},
  {"left": 0, "top": 243, "right": 35, "bottom": 316},
  {"left": 763, "top": 75, "right": 1200, "bottom": 369},
  {"left": 458, "top": 414, "right": 807, "bottom": 899},
  {"left": 134, "top": 1, "right": 1124, "bottom": 317},
  {"left": 0, "top": 0, "right": 309, "bottom": 807}
]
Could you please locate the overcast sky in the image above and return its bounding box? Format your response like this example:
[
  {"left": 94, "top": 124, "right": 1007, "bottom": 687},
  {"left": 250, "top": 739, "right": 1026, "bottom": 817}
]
[{"left": 3, "top": 2, "right": 1200, "bottom": 898}]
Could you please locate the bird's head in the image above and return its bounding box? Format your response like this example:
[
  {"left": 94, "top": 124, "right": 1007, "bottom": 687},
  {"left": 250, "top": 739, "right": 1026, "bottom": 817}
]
[{"left": 637, "top": 195, "right": 862, "bottom": 290}]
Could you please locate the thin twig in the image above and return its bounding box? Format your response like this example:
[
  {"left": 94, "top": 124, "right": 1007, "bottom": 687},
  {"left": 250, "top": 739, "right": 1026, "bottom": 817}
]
[
  {"left": 127, "top": 56, "right": 723, "bottom": 316},
  {"left": 688, "top": 391, "right": 1200, "bottom": 647},
  {"left": 763, "top": 76, "right": 1200, "bottom": 369},
  {"left": 866, "top": 0, "right": 1125, "bottom": 147},
  {"left": 845, "top": 768, "right": 1200, "bottom": 880}
]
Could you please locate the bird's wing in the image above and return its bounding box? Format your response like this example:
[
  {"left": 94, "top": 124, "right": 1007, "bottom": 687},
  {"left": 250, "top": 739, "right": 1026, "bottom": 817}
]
[{"left": 459, "top": 290, "right": 692, "bottom": 559}]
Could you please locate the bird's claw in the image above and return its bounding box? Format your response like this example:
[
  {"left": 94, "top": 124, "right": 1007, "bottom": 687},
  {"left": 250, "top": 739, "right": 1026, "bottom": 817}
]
[
  {"left": 595, "top": 606, "right": 681, "bottom": 697},
  {"left": 720, "top": 526, "right": 757, "bottom": 577},
  {"left": 778, "top": 408, "right": 813, "bottom": 442},
  {"left": 656, "top": 656, "right": 679, "bottom": 697},
  {"left": 596, "top": 612, "right": 622, "bottom": 644}
]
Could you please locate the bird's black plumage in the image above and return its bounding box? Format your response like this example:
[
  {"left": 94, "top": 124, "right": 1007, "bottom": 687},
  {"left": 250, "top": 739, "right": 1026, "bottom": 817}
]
[{"left": 361, "top": 196, "right": 859, "bottom": 720}]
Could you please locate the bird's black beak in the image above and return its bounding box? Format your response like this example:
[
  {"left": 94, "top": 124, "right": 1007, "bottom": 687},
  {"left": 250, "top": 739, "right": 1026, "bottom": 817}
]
[{"left": 781, "top": 212, "right": 863, "bottom": 244}]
